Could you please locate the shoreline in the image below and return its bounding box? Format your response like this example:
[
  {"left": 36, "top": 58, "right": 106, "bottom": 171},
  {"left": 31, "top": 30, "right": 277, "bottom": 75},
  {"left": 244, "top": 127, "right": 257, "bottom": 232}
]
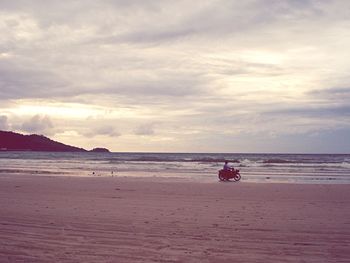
[
  {"left": 1, "top": 171, "right": 350, "bottom": 185},
  {"left": 1, "top": 174, "right": 349, "bottom": 262}
]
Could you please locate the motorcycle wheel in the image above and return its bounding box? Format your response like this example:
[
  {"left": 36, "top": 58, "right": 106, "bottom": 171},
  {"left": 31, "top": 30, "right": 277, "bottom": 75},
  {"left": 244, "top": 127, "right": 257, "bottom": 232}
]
[
  {"left": 218, "top": 173, "right": 225, "bottom": 181},
  {"left": 234, "top": 173, "right": 241, "bottom": 181}
]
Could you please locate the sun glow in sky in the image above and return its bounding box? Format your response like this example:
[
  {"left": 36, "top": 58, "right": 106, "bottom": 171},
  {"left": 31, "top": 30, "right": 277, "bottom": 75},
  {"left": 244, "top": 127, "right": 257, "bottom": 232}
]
[{"left": 1, "top": 0, "right": 350, "bottom": 153}]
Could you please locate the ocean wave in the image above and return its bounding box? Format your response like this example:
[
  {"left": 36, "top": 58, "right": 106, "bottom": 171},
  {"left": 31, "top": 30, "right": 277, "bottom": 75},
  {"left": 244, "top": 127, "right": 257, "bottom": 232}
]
[
  {"left": 106, "top": 157, "right": 241, "bottom": 163},
  {"left": 237, "top": 159, "right": 350, "bottom": 169},
  {"left": 239, "top": 159, "right": 263, "bottom": 167},
  {"left": 192, "top": 158, "right": 240, "bottom": 163},
  {"left": 340, "top": 162, "right": 350, "bottom": 169},
  {"left": 263, "top": 158, "right": 296, "bottom": 164}
]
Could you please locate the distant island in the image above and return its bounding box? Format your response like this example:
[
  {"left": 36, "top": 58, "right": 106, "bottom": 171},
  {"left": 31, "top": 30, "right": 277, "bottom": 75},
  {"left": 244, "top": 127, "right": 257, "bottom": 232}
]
[
  {"left": 90, "top": 148, "right": 110, "bottom": 153},
  {"left": 0, "top": 130, "right": 110, "bottom": 153}
]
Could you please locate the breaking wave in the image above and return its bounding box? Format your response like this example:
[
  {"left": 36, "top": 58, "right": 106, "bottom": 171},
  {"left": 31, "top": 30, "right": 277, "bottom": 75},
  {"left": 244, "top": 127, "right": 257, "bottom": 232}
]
[{"left": 0, "top": 152, "right": 349, "bottom": 183}]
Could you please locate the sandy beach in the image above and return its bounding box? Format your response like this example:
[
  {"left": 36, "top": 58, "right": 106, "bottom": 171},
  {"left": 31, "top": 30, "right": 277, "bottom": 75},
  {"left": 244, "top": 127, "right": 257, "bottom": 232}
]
[{"left": 0, "top": 175, "right": 349, "bottom": 263}]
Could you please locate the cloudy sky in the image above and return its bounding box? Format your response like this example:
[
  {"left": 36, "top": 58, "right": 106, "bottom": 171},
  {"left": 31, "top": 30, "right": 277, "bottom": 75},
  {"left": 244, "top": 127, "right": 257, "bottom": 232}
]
[{"left": 1, "top": 0, "right": 350, "bottom": 153}]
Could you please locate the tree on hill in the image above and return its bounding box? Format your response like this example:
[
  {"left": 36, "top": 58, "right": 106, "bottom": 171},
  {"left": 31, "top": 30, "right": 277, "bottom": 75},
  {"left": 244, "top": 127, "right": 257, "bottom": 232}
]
[{"left": 0, "top": 131, "right": 87, "bottom": 152}]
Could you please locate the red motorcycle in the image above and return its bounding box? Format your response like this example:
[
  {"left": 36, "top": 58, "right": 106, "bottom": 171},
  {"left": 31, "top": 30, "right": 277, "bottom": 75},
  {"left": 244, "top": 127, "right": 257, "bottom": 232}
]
[{"left": 218, "top": 168, "right": 241, "bottom": 182}]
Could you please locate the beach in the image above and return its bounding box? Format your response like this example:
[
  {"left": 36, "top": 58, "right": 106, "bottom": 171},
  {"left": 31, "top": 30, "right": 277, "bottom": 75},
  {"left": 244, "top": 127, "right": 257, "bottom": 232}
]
[{"left": 0, "top": 175, "right": 349, "bottom": 263}]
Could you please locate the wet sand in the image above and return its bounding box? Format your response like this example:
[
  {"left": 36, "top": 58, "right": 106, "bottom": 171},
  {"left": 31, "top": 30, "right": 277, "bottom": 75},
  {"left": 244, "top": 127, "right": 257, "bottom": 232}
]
[{"left": 0, "top": 175, "right": 349, "bottom": 262}]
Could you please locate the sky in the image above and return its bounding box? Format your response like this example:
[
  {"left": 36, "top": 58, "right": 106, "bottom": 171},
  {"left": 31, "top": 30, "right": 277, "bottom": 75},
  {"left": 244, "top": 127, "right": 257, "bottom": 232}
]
[{"left": 0, "top": 0, "right": 350, "bottom": 153}]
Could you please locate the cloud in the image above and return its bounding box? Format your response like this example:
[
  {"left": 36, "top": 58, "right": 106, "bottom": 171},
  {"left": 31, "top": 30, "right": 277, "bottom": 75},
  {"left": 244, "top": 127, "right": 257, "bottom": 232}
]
[
  {"left": 134, "top": 123, "right": 156, "bottom": 136},
  {"left": 308, "top": 87, "right": 350, "bottom": 102},
  {"left": 83, "top": 125, "right": 121, "bottom": 138},
  {"left": 0, "top": 0, "right": 350, "bottom": 152},
  {"left": 19, "top": 115, "right": 54, "bottom": 135},
  {"left": 0, "top": 115, "right": 9, "bottom": 130},
  {"left": 264, "top": 105, "right": 350, "bottom": 118},
  {"left": 0, "top": 60, "right": 71, "bottom": 100}
]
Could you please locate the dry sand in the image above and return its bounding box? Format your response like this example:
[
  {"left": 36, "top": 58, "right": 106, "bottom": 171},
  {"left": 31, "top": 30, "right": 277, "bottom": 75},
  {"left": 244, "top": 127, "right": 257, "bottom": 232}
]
[{"left": 0, "top": 175, "right": 349, "bottom": 263}]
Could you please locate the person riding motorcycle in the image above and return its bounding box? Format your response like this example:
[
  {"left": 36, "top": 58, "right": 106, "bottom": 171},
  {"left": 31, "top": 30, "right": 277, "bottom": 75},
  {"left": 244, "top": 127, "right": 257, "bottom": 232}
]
[
  {"left": 223, "top": 161, "right": 234, "bottom": 171},
  {"left": 219, "top": 161, "right": 241, "bottom": 181}
]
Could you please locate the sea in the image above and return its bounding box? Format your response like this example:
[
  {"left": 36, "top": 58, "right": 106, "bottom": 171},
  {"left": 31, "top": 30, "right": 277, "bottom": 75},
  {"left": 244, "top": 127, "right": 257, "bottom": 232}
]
[{"left": 0, "top": 152, "right": 349, "bottom": 184}]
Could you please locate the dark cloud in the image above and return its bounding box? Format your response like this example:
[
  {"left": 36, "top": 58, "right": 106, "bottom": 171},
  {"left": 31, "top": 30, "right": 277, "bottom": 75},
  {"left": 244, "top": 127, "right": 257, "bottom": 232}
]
[
  {"left": 1, "top": 0, "right": 347, "bottom": 102},
  {"left": 105, "top": 76, "right": 207, "bottom": 98},
  {"left": 0, "top": 57, "right": 208, "bottom": 103},
  {"left": 109, "top": 28, "right": 196, "bottom": 45},
  {"left": 263, "top": 105, "right": 350, "bottom": 119},
  {"left": 203, "top": 58, "right": 288, "bottom": 77},
  {"left": 22, "top": 0, "right": 323, "bottom": 48},
  {"left": 308, "top": 87, "right": 350, "bottom": 100},
  {"left": 209, "top": 127, "right": 350, "bottom": 153},
  {"left": 0, "top": 60, "right": 72, "bottom": 100},
  {"left": 252, "top": 86, "right": 350, "bottom": 122},
  {"left": 104, "top": 0, "right": 334, "bottom": 45}
]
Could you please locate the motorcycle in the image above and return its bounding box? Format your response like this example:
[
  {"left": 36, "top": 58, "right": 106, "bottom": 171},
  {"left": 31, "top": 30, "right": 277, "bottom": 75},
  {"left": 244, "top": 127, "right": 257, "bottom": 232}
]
[{"left": 218, "top": 168, "right": 241, "bottom": 182}]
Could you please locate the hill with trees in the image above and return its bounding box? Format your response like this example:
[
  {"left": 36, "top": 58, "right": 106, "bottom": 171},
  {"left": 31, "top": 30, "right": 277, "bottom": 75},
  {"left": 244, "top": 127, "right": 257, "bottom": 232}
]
[{"left": 0, "top": 130, "right": 87, "bottom": 152}]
